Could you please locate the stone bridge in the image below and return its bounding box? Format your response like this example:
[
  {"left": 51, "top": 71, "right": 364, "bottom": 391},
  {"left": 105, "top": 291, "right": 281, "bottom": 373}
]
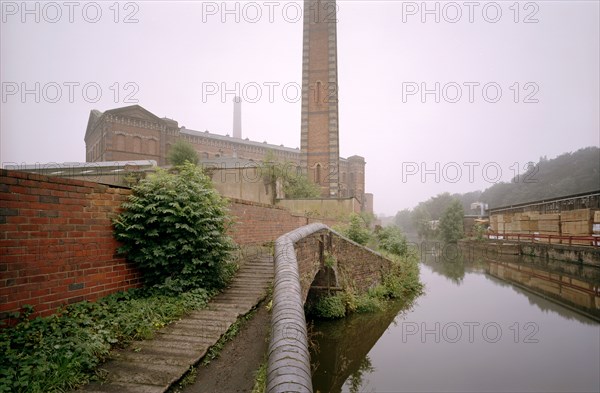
[{"left": 266, "top": 223, "right": 394, "bottom": 393}]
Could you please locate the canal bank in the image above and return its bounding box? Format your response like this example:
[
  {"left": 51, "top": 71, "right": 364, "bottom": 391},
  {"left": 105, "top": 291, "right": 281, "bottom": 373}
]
[
  {"left": 309, "top": 251, "right": 600, "bottom": 393},
  {"left": 459, "top": 239, "right": 600, "bottom": 266}
]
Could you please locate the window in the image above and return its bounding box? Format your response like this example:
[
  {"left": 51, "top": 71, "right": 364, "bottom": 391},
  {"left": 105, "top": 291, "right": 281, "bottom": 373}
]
[
  {"left": 148, "top": 139, "right": 157, "bottom": 155},
  {"left": 315, "top": 164, "right": 322, "bottom": 184},
  {"left": 115, "top": 134, "right": 125, "bottom": 151},
  {"left": 133, "top": 137, "right": 142, "bottom": 153}
]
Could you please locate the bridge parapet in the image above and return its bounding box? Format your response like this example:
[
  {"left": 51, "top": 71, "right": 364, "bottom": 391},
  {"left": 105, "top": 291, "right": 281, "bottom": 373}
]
[{"left": 267, "top": 223, "right": 393, "bottom": 393}]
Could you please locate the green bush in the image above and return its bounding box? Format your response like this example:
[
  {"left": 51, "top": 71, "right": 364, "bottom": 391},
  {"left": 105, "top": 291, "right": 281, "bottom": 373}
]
[
  {"left": 0, "top": 288, "right": 210, "bottom": 393},
  {"left": 376, "top": 226, "right": 408, "bottom": 256},
  {"left": 355, "top": 294, "right": 383, "bottom": 313},
  {"left": 439, "top": 199, "right": 465, "bottom": 244},
  {"left": 312, "top": 295, "right": 347, "bottom": 319},
  {"left": 114, "top": 162, "right": 235, "bottom": 293},
  {"left": 343, "top": 214, "right": 371, "bottom": 246},
  {"left": 167, "top": 139, "right": 199, "bottom": 166}
]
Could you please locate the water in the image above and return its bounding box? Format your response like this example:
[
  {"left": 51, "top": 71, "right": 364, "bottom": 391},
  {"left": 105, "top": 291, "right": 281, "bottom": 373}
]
[{"left": 310, "top": 248, "right": 600, "bottom": 393}]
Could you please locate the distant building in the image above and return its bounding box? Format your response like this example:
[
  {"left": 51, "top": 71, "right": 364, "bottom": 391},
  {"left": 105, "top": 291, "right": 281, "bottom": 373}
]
[
  {"left": 83, "top": 0, "right": 374, "bottom": 212},
  {"left": 84, "top": 104, "right": 369, "bottom": 209}
]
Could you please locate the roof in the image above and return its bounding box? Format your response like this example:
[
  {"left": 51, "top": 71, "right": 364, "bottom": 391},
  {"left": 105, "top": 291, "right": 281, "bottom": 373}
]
[
  {"left": 181, "top": 127, "right": 300, "bottom": 154},
  {"left": 6, "top": 160, "right": 157, "bottom": 172}
]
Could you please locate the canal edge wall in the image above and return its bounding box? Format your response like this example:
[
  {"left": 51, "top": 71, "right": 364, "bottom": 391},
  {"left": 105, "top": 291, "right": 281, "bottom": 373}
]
[{"left": 459, "top": 239, "right": 600, "bottom": 267}]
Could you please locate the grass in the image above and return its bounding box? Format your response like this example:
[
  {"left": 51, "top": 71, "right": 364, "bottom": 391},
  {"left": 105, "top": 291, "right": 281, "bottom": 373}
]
[
  {"left": 251, "top": 361, "right": 268, "bottom": 393},
  {"left": 0, "top": 287, "right": 214, "bottom": 393}
]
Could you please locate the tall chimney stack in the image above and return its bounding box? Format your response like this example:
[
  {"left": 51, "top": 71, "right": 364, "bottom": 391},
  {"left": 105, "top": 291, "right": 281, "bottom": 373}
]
[{"left": 233, "top": 96, "right": 242, "bottom": 139}]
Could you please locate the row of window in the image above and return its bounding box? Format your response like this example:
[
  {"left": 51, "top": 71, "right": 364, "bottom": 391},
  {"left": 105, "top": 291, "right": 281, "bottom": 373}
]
[{"left": 114, "top": 134, "right": 158, "bottom": 155}]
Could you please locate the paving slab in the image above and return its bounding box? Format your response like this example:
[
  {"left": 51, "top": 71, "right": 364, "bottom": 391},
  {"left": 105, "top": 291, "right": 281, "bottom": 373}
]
[{"left": 77, "top": 252, "right": 273, "bottom": 392}]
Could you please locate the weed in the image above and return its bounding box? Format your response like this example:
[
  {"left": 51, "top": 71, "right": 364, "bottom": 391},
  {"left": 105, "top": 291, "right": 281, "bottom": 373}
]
[{"left": 0, "top": 287, "right": 212, "bottom": 393}]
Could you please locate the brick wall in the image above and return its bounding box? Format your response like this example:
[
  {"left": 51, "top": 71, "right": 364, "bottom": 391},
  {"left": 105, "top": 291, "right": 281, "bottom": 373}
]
[
  {"left": 330, "top": 231, "right": 392, "bottom": 292},
  {"left": 0, "top": 170, "right": 141, "bottom": 322},
  {"left": 1, "top": 170, "right": 343, "bottom": 323},
  {"left": 227, "top": 198, "right": 341, "bottom": 246},
  {"left": 268, "top": 223, "right": 393, "bottom": 393}
]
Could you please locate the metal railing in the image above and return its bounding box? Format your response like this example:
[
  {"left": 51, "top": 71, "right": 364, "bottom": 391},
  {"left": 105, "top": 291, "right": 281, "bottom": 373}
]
[{"left": 486, "top": 232, "right": 600, "bottom": 247}]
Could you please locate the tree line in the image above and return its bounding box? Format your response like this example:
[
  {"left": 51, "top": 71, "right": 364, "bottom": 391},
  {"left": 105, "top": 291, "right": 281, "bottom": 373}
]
[{"left": 393, "top": 146, "right": 599, "bottom": 240}]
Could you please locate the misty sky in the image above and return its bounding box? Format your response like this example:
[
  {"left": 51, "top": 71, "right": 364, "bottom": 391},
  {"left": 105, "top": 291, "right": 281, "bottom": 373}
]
[{"left": 1, "top": 1, "right": 599, "bottom": 215}]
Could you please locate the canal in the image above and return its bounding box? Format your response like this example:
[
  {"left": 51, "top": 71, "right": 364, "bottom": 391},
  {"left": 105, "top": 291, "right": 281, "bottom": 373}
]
[{"left": 309, "top": 243, "right": 600, "bottom": 392}]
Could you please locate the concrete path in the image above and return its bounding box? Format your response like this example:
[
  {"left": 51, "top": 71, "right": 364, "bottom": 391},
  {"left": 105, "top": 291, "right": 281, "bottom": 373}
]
[{"left": 78, "top": 252, "right": 274, "bottom": 393}]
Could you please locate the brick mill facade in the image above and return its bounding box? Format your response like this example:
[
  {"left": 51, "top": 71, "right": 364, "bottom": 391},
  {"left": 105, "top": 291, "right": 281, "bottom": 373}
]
[
  {"left": 85, "top": 0, "right": 370, "bottom": 208},
  {"left": 84, "top": 105, "right": 367, "bottom": 204}
]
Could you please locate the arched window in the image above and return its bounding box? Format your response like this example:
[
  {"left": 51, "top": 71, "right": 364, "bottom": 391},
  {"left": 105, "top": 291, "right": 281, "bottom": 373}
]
[
  {"left": 148, "top": 139, "right": 157, "bottom": 155},
  {"left": 315, "top": 164, "right": 322, "bottom": 184},
  {"left": 115, "top": 134, "right": 125, "bottom": 151},
  {"left": 133, "top": 137, "right": 142, "bottom": 153}
]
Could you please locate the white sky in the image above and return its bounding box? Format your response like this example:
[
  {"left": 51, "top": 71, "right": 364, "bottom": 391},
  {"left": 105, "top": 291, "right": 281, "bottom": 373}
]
[{"left": 1, "top": 1, "right": 599, "bottom": 215}]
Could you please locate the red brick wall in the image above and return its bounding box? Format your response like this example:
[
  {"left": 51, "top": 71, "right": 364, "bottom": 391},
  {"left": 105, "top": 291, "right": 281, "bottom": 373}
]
[
  {"left": 1, "top": 170, "right": 342, "bottom": 324},
  {"left": 227, "top": 198, "right": 341, "bottom": 245},
  {"left": 0, "top": 170, "right": 141, "bottom": 322}
]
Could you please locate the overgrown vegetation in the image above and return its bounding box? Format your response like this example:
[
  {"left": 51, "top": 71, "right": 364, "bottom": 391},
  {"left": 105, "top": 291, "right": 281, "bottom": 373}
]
[
  {"left": 307, "top": 252, "right": 423, "bottom": 319},
  {"left": 261, "top": 150, "right": 321, "bottom": 200},
  {"left": 0, "top": 162, "right": 242, "bottom": 392},
  {"left": 307, "top": 223, "right": 423, "bottom": 319},
  {"left": 337, "top": 213, "right": 371, "bottom": 245},
  {"left": 376, "top": 226, "right": 408, "bottom": 256},
  {"left": 114, "top": 162, "right": 236, "bottom": 293},
  {"left": 251, "top": 361, "right": 268, "bottom": 393},
  {"left": 283, "top": 171, "right": 321, "bottom": 198},
  {"left": 0, "top": 288, "right": 212, "bottom": 393},
  {"left": 167, "top": 139, "right": 200, "bottom": 166},
  {"left": 438, "top": 199, "right": 465, "bottom": 244}
]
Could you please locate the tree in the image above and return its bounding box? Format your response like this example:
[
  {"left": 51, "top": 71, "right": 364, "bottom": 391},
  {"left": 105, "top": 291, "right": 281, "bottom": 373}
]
[
  {"left": 344, "top": 213, "right": 371, "bottom": 245},
  {"left": 283, "top": 172, "right": 321, "bottom": 198},
  {"left": 261, "top": 150, "right": 320, "bottom": 199},
  {"left": 394, "top": 209, "right": 413, "bottom": 233},
  {"left": 114, "top": 162, "right": 234, "bottom": 292},
  {"left": 411, "top": 206, "right": 437, "bottom": 240},
  {"left": 168, "top": 139, "right": 199, "bottom": 166},
  {"left": 439, "top": 199, "right": 464, "bottom": 243},
  {"left": 377, "top": 225, "right": 408, "bottom": 256}
]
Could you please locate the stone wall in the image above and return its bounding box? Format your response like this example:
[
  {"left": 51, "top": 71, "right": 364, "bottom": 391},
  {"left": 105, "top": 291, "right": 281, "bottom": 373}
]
[{"left": 276, "top": 197, "right": 361, "bottom": 220}]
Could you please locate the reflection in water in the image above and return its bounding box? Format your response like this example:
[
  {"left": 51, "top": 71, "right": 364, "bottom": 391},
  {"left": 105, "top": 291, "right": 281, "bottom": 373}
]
[
  {"left": 309, "top": 299, "right": 414, "bottom": 393},
  {"left": 345, "top": 356, "right": 374, "bottom": 393},
  {"left": 421, "top": 242, "right": 600, "bottom": 321},
  {"left": 310, "top": 246, "right": 600, "bottom": 393}
]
